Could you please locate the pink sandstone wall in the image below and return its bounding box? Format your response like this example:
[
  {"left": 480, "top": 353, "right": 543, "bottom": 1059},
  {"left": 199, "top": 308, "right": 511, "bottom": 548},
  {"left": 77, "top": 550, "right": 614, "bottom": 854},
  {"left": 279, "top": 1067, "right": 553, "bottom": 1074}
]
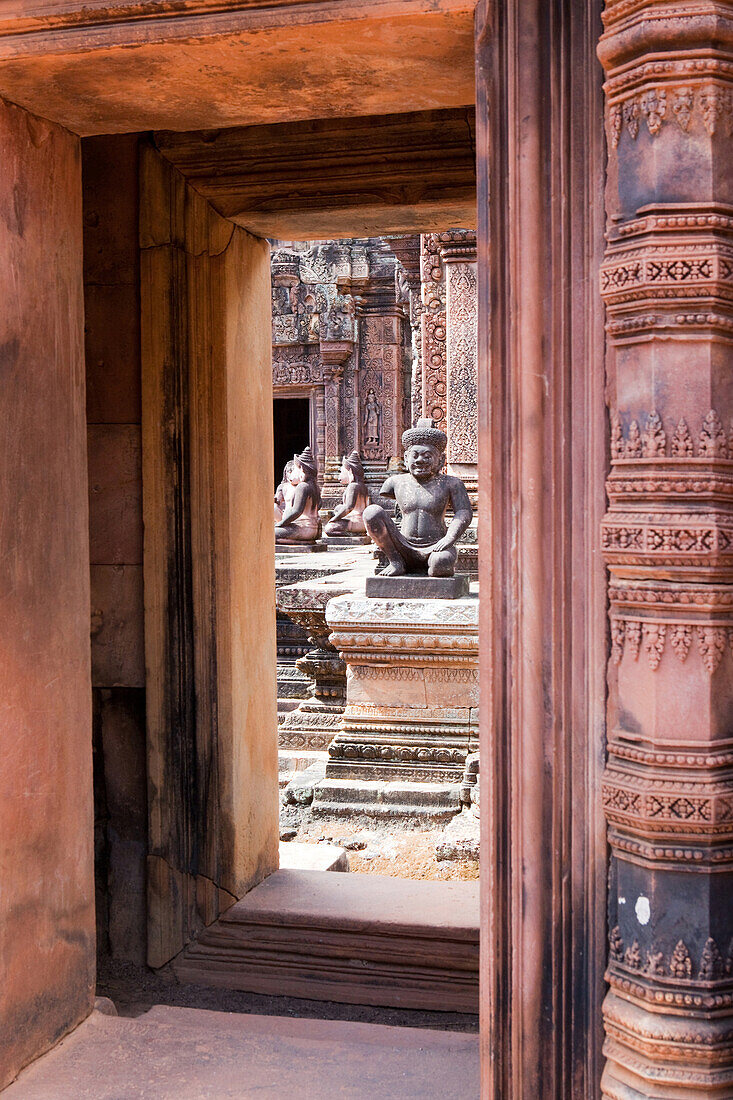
[
  {"left": 83, "top": 135, "right": 148, "bottom": 967},
  {"left": 0, "top": 98, "right": 95, "bottom": 1087}
]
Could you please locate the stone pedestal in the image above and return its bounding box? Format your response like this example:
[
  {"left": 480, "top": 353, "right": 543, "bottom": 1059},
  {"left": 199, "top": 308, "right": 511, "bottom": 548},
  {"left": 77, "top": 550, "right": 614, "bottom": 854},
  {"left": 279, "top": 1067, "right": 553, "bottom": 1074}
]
[
  {"left": 276, "top": 577, "right": 357, "bottom": 752},
  {"left": 275, "top": 560, "right": 344, "bottom": 717},
  {"left": 324, "top": 593, "right": 478, "bottom": 784}
]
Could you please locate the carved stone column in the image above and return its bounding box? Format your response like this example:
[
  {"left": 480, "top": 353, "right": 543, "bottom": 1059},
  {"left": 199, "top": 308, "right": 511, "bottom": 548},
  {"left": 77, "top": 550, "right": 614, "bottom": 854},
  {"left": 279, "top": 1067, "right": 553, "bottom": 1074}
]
[
  {"left": 599, "top": 4, "right": 733, "bottom": 1096},
  {"left": 386, "top": 235, "right": 423, "bottom": 426},
  {"left": 320, "top": 341, "right": 352, "bottom": 505},
  {"left": 420, "top": 233, "right": 448, "bottom": 433},
  {"left": 441, "top": 232, "right": 478, "bottom": 507}
]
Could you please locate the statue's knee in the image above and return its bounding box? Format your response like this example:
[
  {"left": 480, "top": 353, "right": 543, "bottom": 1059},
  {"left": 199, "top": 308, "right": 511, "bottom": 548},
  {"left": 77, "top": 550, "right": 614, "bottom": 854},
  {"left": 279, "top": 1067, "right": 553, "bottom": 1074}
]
[
  {"left": 363, "top": 504, "right": 385, "bottom": 527},
  {"left": 428, "top": 550, "right": 454, "bottom": 577}
]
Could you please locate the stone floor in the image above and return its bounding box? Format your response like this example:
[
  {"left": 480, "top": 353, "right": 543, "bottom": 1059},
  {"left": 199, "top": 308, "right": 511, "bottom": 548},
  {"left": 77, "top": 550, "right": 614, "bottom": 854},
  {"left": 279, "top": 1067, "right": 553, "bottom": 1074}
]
[{"left": 5, "top": 1006, "right": 479, "bottom": 1099}]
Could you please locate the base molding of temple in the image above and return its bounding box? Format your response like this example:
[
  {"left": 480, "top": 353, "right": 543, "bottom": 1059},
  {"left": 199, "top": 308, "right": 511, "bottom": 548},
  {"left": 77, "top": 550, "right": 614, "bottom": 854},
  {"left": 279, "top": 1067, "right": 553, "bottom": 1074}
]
[{"left": 601, "top": 992, "right": 733, "bottom": 1099}]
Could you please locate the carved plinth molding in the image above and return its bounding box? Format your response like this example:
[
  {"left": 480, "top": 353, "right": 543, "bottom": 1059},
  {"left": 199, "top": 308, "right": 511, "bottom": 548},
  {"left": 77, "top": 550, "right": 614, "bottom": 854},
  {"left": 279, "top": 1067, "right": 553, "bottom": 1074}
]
[
  {"left": 601, "top": 3, "right": 733, "bottom": 1095},
  {"left": 325, "top": 594, "right": 478, "bottom": 783}
]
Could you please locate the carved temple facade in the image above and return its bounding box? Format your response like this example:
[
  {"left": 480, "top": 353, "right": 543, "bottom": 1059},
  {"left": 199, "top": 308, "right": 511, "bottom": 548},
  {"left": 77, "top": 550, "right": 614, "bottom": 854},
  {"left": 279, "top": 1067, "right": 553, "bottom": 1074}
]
[
  {"left": 271, "top": 232, "right": 478, "bottom": 503},
  {"left": 1, "top": 2, "right": 732, "bottom": 1098}
]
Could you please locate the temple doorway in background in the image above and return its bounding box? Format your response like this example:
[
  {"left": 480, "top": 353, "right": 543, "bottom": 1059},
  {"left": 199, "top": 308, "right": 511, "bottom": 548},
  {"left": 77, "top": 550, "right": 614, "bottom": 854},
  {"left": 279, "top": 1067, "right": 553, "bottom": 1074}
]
[{"left": 273, "top": 397, "right": 311, "bottom": 490}]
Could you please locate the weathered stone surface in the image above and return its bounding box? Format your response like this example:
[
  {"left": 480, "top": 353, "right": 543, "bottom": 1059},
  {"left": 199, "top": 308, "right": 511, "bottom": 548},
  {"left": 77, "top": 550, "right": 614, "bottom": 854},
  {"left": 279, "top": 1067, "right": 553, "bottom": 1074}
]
[
  {"left": 282, "top": 759, "right": 327, "bottom": 806},
  {"left": 598, "top": 0, "right": 733, "bottom": 1086},
  {"left": 156, "top": 110, "right": 476, "bottom": 239},
  {"left": 366, "top": 573, "right": 469, "bottom": 599},
  {"left": 90, "top": 565, "right": 145, "bottom": 688},
  {"left": 275, "top": 541, "right": 328, "bottom": 553},
  {"left": 312, "top": 778, "right": 462, "bottom": 825},
  {"left": 0, "top": 6, "right": 477, "bottom": 137},
  {"left": 435, "top": 810, "right": 480, "bottom": 863},
  {"left": 87, "top": 425, "right": 143, "bottom": 565},
  {"left": 277, "top": 569, "right": 364, "bottom": 753},
  {"left": 141, "top": 145, "right": 278, "bottom": 967},
  {"left": 270, "top": 237, "right": 413, "bottom": 506},
  {"left": 0, "top": 98, "right": 95, "bottom": 1089},
  {"left": 84, "top": 285, "right": 141, "bottom": 424},
  {"left": 93, "top": 689, "right": 147, "bottom": 965},
  {"left": 278, "top": 841, "right": 348, "bottom": 873},
  {"left": 3, "top": 1006, "right": 479, "bottom": 1100}
]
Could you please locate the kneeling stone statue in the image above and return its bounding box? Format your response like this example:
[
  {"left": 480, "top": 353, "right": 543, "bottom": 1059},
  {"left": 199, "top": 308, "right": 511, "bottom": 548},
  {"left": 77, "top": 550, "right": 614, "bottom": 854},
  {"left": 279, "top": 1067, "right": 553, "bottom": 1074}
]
[
  {"left": 275, "top": 445, "right": 322, "bottom": 545},
  {"left": 364, "top": 418, "right": 472, "bottom": 578}
]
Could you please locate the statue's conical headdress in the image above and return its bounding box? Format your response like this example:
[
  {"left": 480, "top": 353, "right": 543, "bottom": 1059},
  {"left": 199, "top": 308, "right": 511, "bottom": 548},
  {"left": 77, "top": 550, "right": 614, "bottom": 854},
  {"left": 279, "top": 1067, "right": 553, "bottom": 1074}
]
[
  {"left": 342, "top": 450, "right": 365, "bottom": 482},
  {"left": 295, "top": 444, "right": 318, "bottom": 479},
  {"left": 402, "top": 418, "right": 447, "bottom": 453}
]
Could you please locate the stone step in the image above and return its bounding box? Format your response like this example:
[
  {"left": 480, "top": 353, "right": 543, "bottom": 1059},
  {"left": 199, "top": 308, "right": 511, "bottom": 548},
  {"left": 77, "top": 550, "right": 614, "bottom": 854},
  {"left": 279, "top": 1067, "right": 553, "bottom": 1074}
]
[
  {"left": 279, "top": 840, "right": 348, "bottom": 872},
  {"left": 4, "top": 1005, "right": 478, "bottom": 1099},
  {"left": 311, "top": 777, "right": 461, "bottom": 824},
  {"left": 173, "top": 869, "right": 479, "bottom": 1014},
  {"left": 278, "top": 748, "right": 328, "bottom": 787}
]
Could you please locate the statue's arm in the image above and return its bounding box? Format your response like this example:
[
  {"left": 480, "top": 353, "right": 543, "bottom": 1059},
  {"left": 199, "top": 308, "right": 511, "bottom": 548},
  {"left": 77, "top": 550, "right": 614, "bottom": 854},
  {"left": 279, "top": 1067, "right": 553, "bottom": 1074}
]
[
  {"left": 279, "top": 483, "right": 307, "bottom": 525},
  {"left": 445, "top": 479, "right": 473, "bottom": 542},
  {"left": 331, "top": 483, "right": 357, "bottom": 520},
  {"left": 378, "top": 476, "right": 396, "bottom": 499}
]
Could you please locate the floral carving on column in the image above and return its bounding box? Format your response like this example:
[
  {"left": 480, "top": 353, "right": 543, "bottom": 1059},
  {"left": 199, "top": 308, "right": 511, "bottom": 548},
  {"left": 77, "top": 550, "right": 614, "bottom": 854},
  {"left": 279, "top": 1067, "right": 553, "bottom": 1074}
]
[
  {"left": 420, "top": 233, "right": 447, "bottom": 432},
  {"left": 599, "top": 2, "right": 733, "bottom": 1096},
  {"left": 441, "top": 232, "right": 478, "bottom": 468}
]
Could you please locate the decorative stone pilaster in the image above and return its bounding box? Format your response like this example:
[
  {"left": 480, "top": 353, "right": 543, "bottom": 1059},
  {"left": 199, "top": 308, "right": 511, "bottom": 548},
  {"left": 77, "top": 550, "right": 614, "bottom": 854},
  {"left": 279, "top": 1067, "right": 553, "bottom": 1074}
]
[
  {"left": 319, "top": 340, "right": 351, "bottom": 504},
  {"left": 441, "top": 231, "right": 478, "bottom": 506},
  {"left": 600, "top": 3, "right": 733, "bottom": 1095},
  {"left": 420, "top": 233, "right": 448, "bottom": 432},
  {"left": 387, "top": 235, "right": 423, "bottom": 427}
]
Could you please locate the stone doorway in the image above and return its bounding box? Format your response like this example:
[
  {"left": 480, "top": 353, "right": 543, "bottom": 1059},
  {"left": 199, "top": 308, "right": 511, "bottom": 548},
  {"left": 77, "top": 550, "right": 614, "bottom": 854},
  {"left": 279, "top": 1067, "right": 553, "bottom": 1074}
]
[
  {"left": 0, "top": 2, "right": 631, "bottom": 1095},
  {"left": 273, "top": 397, "right": 311, "bottom": 491}
]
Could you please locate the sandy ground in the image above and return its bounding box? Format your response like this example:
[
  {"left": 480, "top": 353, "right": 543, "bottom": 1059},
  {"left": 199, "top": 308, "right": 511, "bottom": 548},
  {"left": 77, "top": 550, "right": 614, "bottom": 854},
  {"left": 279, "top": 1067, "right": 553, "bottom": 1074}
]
[{"left": 283, "top": 819, "right": 479, "bottom": 881}]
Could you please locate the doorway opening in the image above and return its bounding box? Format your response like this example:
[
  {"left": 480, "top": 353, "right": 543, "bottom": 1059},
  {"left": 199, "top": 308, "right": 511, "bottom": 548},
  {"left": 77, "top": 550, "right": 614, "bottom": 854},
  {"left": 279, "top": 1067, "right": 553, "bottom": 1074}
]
[
  {"left": 89, "top": 130, "right": 481, "bottom": 1032},
  {"left": 273, "top": 397, "right": 311, "bottom": 491}
]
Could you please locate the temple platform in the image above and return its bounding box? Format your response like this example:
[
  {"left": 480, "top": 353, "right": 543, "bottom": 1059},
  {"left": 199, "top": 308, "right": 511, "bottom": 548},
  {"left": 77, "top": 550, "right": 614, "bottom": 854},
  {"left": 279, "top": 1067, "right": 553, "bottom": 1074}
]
[
  {"left": 173, "top": 869, "right": 479, "bottom": 1014},
  {"left": 4, "top": 1005, "right": 479, "bottom": 1099}
]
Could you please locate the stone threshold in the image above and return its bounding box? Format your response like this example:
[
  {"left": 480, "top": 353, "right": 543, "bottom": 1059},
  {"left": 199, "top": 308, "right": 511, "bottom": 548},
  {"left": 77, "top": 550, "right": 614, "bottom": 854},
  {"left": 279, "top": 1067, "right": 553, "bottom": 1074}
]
[{"left": 173, "top": 868, "right": 479, "bottom": 1014}]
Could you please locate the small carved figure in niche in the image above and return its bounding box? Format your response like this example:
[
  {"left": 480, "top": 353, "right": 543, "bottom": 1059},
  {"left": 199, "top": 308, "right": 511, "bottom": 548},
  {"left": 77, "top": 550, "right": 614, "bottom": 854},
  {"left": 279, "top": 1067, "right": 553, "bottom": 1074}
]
[
  {"left": 363, "top": 419, "right": 472, "bottom": 577},
  {"left": 324, "top": 452, "right": 369, "bottom": 537},
  {"left": 363, "top": 389, "right": 382, "bottom": 445},
  {"left": 275, "top": 446, "right": 322, "bottom": 544},
  {"left": 274, "top": 459, "right": 298, "bottom": 524}
]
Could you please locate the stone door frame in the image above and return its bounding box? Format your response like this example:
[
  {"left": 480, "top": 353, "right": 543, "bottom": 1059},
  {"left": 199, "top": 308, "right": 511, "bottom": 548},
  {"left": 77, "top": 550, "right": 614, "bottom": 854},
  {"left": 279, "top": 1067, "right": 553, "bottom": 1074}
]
[
  {"left": 476, "top": 1, "right": 608, "bottom": 1095},
  {"left": 0, "top": 1, "right": 615, "bottom": 1094},
  {"left": 126, "top": 6, "right": 612, "bottom": 1092},
  {"left": 272, "top": 385, "right": 323, "bottom": 479}
]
